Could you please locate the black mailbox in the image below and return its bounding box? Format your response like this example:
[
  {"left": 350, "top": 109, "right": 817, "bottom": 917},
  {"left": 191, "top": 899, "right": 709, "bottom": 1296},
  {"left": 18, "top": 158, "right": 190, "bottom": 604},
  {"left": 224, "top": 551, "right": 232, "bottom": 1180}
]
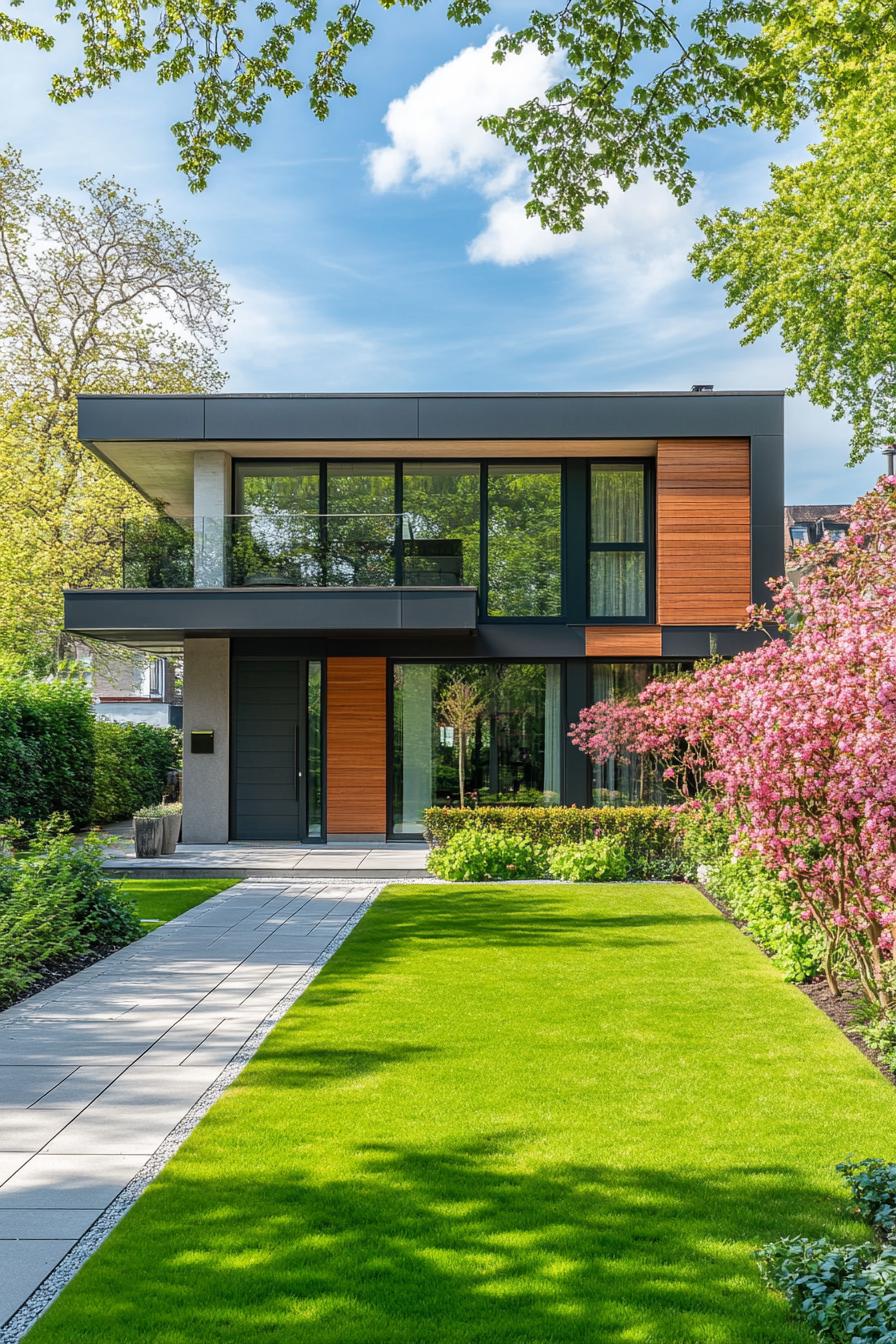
[{"left": 190, "top": 730, "right": 215, "bottom": 754}]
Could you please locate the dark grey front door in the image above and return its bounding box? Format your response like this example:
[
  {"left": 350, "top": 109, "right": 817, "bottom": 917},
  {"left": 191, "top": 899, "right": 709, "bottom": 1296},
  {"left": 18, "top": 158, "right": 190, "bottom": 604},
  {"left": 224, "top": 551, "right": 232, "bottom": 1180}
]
[{"left": 232, "top": 658, "right": 306, "bottom": 841}]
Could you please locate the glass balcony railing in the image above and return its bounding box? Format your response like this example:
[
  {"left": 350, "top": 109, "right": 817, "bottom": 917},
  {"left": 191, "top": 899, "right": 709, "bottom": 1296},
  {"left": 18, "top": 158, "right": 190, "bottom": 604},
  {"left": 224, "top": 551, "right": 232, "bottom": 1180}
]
[{"left": 115, "top": 513, "right": 470, "bottom": 589}]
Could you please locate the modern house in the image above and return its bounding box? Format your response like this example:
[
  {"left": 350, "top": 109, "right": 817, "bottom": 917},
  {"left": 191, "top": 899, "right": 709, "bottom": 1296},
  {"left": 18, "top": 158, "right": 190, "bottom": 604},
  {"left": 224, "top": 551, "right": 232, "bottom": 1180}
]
[{"left": 63, "top": 391, "right": 784, "bottom": 844}]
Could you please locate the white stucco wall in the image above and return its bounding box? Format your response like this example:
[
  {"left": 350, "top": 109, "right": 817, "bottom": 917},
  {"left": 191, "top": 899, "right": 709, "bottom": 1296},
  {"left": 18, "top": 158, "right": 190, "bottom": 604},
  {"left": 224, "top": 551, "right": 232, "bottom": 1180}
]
[{"left": 182, "top": 637, "right": 230, "bottom": 843}]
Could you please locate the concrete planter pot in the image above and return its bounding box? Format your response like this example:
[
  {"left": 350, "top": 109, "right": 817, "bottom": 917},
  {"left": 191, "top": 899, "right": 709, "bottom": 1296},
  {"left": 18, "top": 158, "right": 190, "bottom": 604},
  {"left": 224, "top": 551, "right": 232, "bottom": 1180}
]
[
  {"left": 134, "top": 817, "right": 164, "bottom": 858},
  {"left": 161, "top": 811, "right": 182, "bottom": 856}
]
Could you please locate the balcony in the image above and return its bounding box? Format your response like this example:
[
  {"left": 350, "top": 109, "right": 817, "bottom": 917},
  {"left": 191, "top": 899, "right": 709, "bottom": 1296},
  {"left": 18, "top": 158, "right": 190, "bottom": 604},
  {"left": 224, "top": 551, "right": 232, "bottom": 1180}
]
[
  {"left": 116, "top": 513, "right": 470, "bottom": 590},
  {"left": 64, "top": 512, "right": 478, "bottom": 647}
]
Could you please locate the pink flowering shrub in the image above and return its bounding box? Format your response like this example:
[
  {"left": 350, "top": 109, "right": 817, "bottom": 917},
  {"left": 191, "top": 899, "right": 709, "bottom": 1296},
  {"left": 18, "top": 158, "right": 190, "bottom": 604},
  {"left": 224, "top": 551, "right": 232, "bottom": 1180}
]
[{"left": 572, "top": 480, "right": 896, "bottom": 1010}]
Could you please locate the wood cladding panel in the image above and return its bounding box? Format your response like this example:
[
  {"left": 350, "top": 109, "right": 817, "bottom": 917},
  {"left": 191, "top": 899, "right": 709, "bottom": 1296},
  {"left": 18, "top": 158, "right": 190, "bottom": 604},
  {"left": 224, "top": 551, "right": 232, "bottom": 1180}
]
[
  {"left": 585, "top": 626, "right": 662, "bottom": 656},
  {"left": 326, "top": 658, "right": 387, "bottom": 834},
  {"left": 656, "top": 439, "right": 751, "bottom": 625}
]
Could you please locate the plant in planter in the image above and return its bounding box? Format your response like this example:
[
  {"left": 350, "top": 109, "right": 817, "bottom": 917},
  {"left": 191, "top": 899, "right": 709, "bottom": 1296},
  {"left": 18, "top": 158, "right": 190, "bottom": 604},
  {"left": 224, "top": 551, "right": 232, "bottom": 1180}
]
[
  {"left": 133, "top": 805, "right": 165, "bottom": 859},
  {"left": 159, "top": 802, "right": 183, "bottom": 856}
]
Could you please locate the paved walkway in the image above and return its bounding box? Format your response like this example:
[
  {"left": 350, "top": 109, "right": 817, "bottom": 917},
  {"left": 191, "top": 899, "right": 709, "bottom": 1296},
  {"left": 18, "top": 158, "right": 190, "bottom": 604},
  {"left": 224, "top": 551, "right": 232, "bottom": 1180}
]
[
  {"left": 104, "top": 842, "right": 429, "bottom": 877},
  {"left": 0, "top": 878, "right": 381, "bottom": 1336}
]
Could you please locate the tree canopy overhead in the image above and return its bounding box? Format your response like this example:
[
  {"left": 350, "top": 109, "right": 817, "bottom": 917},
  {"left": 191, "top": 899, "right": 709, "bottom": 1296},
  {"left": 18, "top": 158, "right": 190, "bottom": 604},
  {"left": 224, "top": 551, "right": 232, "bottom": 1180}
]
[{"left": 0, "top": 0, "right": 891, "bottom": 208}]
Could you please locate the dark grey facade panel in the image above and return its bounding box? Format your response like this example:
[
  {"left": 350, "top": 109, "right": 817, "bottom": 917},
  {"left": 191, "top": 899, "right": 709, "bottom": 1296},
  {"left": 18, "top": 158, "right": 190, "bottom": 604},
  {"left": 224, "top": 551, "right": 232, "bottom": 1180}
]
[
  {"left": 79, "top": 396, "right": 205, "bottom": 442},
  {"left": 751, "top": 524, "right": 786, "bottom": 603},
  {"left": 229, "top": 627, "right": 588, "bottom": 659},
  {"left": 64, "top": 587, "right": 478, "bottom": 637},
  {"left": 417, "top": 394, "right": 783, "bottom": 441},
  {"left": 79, "top": 391, "right": 785, "bottom": 445},
  {"left": 660, "top": 626, "right": 770, "bottom": 658},
  {"left": 203, "top": 396, "right": 419, "bottom": 442}
]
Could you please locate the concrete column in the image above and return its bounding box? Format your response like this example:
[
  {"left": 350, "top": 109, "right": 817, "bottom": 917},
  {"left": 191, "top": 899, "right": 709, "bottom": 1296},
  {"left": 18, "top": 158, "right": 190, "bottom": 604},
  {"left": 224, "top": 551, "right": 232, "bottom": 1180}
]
[
  {"left": 182, "top": 637, "right": 230, "bottom": 843},
  {"left": 193, "top": 450, "right": 232, "bottom": 586}
]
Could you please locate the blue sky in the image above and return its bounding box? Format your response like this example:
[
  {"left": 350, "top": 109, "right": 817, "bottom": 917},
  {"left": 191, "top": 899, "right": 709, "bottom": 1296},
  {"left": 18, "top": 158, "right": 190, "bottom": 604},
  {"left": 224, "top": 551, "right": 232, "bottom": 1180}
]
[{"left": 0, "top": 2, "right": 881, "bottom": 502}]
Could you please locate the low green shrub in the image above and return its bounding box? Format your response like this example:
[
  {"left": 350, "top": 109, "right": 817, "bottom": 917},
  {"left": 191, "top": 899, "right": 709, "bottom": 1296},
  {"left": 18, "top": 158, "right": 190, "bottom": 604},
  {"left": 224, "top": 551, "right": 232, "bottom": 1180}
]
[
  {"left": 756, "top": 1237, "right": 896, "bottom": 1343},
  {"left": 758, "top": 1158, "right": 896, "bottom": 1343},
  {"left": 854, "top": 1012, "right": 896, "bottom": 1071},
  {"left": 0, "top": 667, "right": 95, "bottom": 830},
  {"left": 837, "top": 1159, "right": 896, "bottom": 1241},
  {"left": 427, "top": 829, "right": 548, "bottom": 882},
  {"left": 91, "top": 720, "right": 181, "bottom": 823},
  {"left": 422, "top": 806, "right": 682, "bottom": 880},
  {"left": 547, "top": 837, "right": 627, "bottom": 882},
  {"left": 0, "top": 817, "right": 141, "bottom": 1008}
]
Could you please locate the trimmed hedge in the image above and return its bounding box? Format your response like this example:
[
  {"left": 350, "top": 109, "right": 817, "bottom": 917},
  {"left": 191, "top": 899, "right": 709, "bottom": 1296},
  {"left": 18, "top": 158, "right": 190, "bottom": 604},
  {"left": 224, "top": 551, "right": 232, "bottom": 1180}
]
[
  {"left": 91, "top": 720, "right": 181, "bottom": 824},
  {"left": 0, "top": 670, "right": 182, "bottom": 830},
  {"left": 0, "top": 670, "right": 95, "bottom": 830},
  {"left": 422, "top": 805, "right": 683, "bottom": 880}
]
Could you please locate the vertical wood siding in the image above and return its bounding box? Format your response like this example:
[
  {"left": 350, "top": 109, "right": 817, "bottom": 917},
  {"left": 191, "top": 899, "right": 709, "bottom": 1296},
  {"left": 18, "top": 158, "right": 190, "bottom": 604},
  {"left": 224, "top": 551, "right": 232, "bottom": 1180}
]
[
  {"left": 326, "top": 657, "right": 387, "bottom": 834},
  {"left": 656, "top": 439, "right": 751, "bottom": 625}
]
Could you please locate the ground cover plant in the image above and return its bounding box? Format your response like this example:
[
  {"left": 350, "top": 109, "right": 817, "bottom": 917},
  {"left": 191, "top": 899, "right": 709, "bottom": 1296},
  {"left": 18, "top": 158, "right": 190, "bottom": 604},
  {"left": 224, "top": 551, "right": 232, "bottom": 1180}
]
[
  {"left": 758, "top": 1159, "right": 896, "bottom": 1341},
  {"left": 28, "top": 882, "right": 896, "bottom": 1344},
  {"left": 122, "top": 877, "right": 239, "bottom": 928}
]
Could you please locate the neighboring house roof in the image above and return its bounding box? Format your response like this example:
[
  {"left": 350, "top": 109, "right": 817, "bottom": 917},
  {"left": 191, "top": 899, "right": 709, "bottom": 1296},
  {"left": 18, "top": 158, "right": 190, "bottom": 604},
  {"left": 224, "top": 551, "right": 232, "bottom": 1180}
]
[{"left": 784, "top": 505, "right": 850, "bottom": 551}]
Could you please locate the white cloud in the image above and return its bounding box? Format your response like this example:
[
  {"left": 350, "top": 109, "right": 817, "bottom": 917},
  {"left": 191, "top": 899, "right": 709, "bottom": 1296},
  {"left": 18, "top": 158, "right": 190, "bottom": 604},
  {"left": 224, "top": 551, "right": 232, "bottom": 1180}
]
[
  {"left": 369, "top": 33, "right": 700, "bottom": 309},
  {"left": 368, "top": 32, "right": 562, "bottom": 197}
]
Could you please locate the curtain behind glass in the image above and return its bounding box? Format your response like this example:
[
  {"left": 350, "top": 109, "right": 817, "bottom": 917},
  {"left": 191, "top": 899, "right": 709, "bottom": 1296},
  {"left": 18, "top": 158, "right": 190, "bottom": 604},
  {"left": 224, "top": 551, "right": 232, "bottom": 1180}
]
[
  {"left": 591, "top": 662, "right": 659, "bottom": 805},
  {"left": 590, "top": 552, "right": 646, "bottom": 617},
  {"left": 591, "top": 465, "right": 644, "bottom": 542},
  {"left": 396, "top": 663, "right": 434, "bottom": 835}
]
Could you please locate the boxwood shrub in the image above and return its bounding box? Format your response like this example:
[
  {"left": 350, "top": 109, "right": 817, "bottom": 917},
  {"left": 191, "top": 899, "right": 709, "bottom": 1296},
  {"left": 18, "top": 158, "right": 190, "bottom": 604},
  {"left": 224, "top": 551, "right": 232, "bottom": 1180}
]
[
  {"left": 423, "top": 806, "right": 682, "bottom": 880},
  {"left": 91, "top": 720, "right": 181, "bottom": 824}
]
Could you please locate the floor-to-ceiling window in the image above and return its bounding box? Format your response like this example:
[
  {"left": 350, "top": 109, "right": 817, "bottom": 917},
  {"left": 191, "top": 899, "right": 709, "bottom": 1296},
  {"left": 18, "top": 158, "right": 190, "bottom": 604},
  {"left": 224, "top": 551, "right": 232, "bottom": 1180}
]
[
  {"left": 486, "top": 465, "right": 563, "bottom": 616},
  {"left": 392, "top": 661, "right": 563, "bottom": 835},
  {"left": 326, "top": 464, "right": 396, "bottom": 585},
  {"left": 589, "top": 662, "right": 687, "bottom": 804},
  {"left": 401, "top": 462, "right": 480, "bottom": 589},
  {"left": 232, "top": 462, "right": 321, "bottom": 584}
]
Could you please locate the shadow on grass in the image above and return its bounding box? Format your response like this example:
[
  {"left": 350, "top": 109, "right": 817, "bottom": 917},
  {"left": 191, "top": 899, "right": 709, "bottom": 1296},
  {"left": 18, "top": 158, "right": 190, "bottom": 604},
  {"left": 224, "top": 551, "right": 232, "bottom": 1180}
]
[{"left": 45, "top": 1140, "right": 828, "bottom": 1343}]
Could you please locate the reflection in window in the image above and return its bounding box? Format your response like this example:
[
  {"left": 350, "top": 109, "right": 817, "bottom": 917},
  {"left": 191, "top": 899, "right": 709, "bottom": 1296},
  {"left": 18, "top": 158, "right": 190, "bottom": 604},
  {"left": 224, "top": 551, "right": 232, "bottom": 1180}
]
[
  {"left": 401, "top": 463, "right": 480, "bottom": 589},
  {"left": 589, "top": 464, "right": 648, "bottom": 618},
  {"left": 487, "top": 465, "right": 562, "bottom": 616},
  {"left": 590, "top": 662, "right": 685, "bottom": 805},
  {"left": 326, "top": 464, "right": 396, "bottom": 585},
  {"left": 307, "top": 661, "right": 323, "bottom": 838},
  {"left": 392, "top": 662, "right": 562, "bottom": 835},
  {"left": 233, "top": 462, "right": 321, "bottom": 585}
]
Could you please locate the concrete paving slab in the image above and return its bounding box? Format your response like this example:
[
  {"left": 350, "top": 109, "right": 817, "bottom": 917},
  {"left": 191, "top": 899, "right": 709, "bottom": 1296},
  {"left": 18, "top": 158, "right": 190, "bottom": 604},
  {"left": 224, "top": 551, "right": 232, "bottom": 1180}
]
[
  {"left": 0, "top": 1153, "right": 152, "bottom": 1209},
  {"left": 0, "top": 1209, "right": 103, "bottom": 1239},
  {"left": 0, "top": 1070, "right": 73, "bottom": 1109},
  {"left": 0, "top": 1242, "right": 75, "bottom": 1325}
]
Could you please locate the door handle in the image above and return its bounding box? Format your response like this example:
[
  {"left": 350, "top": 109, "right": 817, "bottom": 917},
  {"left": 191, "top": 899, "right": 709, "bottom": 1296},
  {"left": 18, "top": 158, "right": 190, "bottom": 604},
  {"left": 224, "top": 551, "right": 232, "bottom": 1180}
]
[{"left": 294, "top": 725, "right": 301, "bottom": 799}]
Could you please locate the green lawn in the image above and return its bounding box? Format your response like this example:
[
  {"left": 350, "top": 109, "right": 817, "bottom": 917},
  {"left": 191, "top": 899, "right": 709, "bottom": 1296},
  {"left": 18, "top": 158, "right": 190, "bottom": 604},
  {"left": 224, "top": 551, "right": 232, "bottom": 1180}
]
[
  {"left": 30, "top": 882, "right": 896, "bottom": 1344},
  {"left": 121, "top": 878, "right": 239, "bottom": 928}
]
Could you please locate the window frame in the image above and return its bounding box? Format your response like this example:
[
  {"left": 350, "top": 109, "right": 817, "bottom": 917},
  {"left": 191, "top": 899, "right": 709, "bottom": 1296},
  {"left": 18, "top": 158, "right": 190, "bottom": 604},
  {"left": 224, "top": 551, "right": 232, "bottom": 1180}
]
[{"left": 587, "top": 459, "right": 654, "bottom": 624}]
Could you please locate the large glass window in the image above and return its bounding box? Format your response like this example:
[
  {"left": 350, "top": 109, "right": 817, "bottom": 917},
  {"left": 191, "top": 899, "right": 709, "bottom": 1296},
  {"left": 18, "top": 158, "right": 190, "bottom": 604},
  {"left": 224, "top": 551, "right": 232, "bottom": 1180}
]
[
  {"left": 326, "top": 464, "right": 396, "bottom": 585},
  {"left": 233, "top": 462, "right": 321, "bottom": 585},
  {"left": 589, "top": 464, "right": 648, "bottom": 618},
  {"left": 401, "top": 463, "right": 480, "bottom": 590},
  {"left": 487, "top": 465, "right": 562, "bottom": 616},
  {"left": 392, "top": 661, "right": 562, "bottom": 835},
  {"left": 590, "top": 662, "right": 686, "bottom": 804}
]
